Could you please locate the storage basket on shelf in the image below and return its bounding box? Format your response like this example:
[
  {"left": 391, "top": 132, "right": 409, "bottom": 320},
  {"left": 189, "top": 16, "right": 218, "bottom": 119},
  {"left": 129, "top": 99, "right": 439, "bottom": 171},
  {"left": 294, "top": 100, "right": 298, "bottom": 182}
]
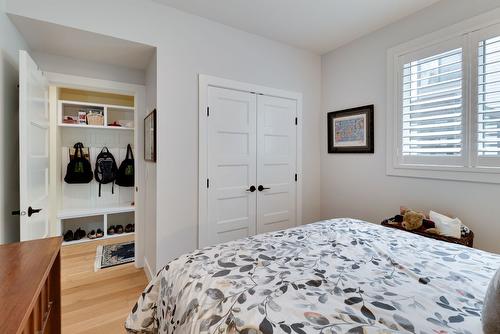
[
  {"left": 86, "top": 112, "right": 104, "bottom": 126},
  {"left": 381, "top": 217, "right": 474, "bottom": 247}
]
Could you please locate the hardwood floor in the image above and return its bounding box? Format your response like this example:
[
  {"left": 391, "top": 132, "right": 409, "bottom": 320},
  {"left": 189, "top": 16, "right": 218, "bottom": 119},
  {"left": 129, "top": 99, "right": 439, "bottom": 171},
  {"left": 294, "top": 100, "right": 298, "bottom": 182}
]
[{"left": 61, "top": 235, "right": 148, "bottom": 334}]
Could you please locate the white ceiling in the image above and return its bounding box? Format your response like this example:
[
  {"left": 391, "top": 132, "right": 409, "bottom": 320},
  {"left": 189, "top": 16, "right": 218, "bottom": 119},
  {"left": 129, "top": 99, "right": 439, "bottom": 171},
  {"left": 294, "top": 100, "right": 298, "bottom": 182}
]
[
  {"left": 9, "top": 15, "right": 156, "bottom": 70},
  {"left": 153, "top": 0, "right": 441, "bottom": 54}
]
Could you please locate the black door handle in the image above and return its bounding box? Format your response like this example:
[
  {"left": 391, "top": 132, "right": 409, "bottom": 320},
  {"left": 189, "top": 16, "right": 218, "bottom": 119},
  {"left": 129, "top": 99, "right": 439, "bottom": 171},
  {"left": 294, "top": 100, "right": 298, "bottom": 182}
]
[
  {"left": 28, "top": 207, "right": 42, "bottom": 217},
  {"left": 258, "top": 185, "right": 270, "bottom": 191},
  {"left": 245, "top": 185, "right": 256, "bottom": 192}
]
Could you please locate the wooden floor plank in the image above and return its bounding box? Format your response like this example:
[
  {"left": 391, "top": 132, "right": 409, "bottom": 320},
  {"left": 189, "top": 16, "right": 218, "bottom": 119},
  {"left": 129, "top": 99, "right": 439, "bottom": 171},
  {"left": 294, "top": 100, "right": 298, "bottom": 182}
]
[{"left": 61, "top": 235, "right": 147, "bottom": 334}]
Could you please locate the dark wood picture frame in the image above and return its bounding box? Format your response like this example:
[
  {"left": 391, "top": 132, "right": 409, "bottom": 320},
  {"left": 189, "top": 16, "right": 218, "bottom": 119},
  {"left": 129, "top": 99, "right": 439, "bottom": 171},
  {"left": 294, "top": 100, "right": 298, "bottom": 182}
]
[
  {"left": 144, "top": 109, "right": 157, "bottom": 162},
  {"left": 327, "top": 105, "right": 374, "bottom": 153}
]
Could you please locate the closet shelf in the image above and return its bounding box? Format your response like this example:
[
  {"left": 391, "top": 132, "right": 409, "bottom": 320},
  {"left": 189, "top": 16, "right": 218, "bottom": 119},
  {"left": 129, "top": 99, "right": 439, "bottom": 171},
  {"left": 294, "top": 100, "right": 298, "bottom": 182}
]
[
  {"left": 62, "top": 232, "right": 135, "bottom": 245},
  {"left": 57, "top": 206, "right": 135, "bottom": 220},
  {"left": 58, "top": 123, "right": 134, "bottom": 130}
]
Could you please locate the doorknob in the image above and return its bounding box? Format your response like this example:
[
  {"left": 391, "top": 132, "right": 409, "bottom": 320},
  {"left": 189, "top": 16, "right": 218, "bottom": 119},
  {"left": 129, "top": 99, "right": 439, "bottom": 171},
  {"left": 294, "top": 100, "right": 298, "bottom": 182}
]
[
  {"left": 27, "top": 207, "right": 42, "bottom": 217},
  {"left": 245, "top": 185, "right": 256, "bottom": 192},
  {"left": 258, "top": 185, "right": 271, "bottom": 191}
]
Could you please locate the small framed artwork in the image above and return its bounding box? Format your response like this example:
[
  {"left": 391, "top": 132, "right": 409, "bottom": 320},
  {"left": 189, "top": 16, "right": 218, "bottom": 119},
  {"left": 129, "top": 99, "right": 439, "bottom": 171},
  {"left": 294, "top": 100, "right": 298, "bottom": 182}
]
[
  {"left": 144, "top": 109, "right": 156, "bottom": 162},
  {"left": 327, "top": 105, "right": 374, "bottom": 153}
]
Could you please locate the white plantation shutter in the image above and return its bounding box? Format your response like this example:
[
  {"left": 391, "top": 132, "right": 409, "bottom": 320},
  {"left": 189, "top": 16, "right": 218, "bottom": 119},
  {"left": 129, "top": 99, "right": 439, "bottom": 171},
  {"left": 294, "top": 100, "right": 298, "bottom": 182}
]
[
  {"left": 402, "top": 48, "right": 463, "bottom": 157},
  {"left": 478, "top": 36, "right": 500, "bottom": 157}
]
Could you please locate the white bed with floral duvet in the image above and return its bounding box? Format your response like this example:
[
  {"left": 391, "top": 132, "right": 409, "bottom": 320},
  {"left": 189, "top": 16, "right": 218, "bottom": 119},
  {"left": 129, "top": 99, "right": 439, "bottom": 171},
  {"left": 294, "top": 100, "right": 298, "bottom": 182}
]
[{"left": 126, "top": 218, "right": 500, "bottom": 334}]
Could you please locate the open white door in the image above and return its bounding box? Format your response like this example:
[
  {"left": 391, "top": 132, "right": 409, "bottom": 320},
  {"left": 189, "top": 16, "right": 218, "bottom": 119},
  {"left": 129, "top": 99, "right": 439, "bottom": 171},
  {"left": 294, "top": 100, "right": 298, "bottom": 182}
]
[{"left": 18, "top": 50, "right": 50, "bottom": 241}]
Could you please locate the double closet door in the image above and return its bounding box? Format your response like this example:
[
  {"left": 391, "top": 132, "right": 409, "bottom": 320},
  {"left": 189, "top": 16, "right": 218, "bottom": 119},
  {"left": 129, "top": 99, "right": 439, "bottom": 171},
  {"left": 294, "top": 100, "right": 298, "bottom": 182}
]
[{"left": 205, "top": 86, "right": 297, "bottom": 246}]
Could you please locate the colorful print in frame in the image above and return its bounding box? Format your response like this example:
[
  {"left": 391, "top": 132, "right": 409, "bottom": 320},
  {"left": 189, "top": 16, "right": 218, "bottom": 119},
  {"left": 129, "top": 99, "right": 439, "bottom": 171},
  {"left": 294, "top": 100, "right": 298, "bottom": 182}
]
[{"left": 328, "top": 105, "right": 374, "bottom": 153}]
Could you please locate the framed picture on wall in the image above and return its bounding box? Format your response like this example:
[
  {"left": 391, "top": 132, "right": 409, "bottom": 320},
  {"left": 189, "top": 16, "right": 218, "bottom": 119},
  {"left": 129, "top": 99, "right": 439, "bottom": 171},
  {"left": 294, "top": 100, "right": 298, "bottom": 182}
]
[
  {"left": 327, "top": 105, "right": 374, "bottom": 153},
  {"left": 144, "top": 109, "right": 156, "bottom": 162}
]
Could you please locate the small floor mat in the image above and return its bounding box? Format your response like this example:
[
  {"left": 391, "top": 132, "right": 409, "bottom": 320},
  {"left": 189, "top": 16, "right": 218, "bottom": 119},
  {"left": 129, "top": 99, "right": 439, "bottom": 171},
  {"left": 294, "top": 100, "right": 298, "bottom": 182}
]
[{"left": 95, "top": 241, "right": 135, "bottom": 270}]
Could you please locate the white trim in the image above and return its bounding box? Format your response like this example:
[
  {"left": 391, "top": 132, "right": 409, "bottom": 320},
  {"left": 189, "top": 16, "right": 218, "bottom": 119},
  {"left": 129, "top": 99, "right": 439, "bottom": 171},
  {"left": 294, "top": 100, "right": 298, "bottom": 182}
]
[
  {"left": 386, "top": 8, "right": 500, "bottom": 184},
  {"left": 45, "top": 72, "right": 146, "bottom": 268},
  {"left": 198, "top": 74, "right": 303, "bottom": 248},
  {"left": 143, "top": 256, "right": 154, "bottom": 280}
]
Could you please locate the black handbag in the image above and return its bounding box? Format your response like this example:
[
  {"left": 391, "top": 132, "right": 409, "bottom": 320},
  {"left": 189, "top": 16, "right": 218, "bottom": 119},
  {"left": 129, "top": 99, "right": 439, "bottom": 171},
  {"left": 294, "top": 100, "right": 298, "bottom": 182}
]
[
  {"left": 64, "top": 142, "right": 93, "bottom": 184},
  {"left": 116, "top": 144, "right": 134, "bottom": 187}
]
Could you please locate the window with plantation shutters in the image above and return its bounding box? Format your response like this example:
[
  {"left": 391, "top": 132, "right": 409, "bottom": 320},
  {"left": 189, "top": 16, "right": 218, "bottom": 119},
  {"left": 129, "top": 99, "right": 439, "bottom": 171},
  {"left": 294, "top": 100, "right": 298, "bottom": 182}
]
[
  {"left": 478, "top": 36, "right": 500, "bottom": 158},
  {"left": 387, "top": 17, "right": 500, "bottom": 183},
  {"left": 402, "top": 48, "right": 463, "bottom": 157}
]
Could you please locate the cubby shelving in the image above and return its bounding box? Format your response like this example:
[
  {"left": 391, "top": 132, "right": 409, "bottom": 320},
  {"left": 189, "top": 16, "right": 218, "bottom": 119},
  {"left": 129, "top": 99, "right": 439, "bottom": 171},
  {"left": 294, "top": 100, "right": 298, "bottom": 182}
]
[{"left": 55, "top": 88, "right": 136, "bottom": 246}]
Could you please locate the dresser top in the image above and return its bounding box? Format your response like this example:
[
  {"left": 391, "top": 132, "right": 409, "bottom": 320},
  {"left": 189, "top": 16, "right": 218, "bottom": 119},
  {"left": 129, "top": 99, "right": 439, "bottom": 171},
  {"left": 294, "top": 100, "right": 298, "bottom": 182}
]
[{"left": 0, "top": 237, "right": 62, "bottom": 333}]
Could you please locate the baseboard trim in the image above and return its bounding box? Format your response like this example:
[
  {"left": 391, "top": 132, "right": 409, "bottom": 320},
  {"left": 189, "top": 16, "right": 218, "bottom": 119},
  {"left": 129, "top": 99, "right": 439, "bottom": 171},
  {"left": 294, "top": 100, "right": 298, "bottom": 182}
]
[{"left": 143, "top": 256, "right": 154, "bottom": 280}]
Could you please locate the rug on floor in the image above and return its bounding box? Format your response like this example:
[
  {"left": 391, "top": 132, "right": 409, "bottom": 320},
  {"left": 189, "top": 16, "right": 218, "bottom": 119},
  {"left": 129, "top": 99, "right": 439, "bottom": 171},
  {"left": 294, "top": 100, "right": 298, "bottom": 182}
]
[{"left": 95, "top": 241, "right": 134, "bottom": 270}]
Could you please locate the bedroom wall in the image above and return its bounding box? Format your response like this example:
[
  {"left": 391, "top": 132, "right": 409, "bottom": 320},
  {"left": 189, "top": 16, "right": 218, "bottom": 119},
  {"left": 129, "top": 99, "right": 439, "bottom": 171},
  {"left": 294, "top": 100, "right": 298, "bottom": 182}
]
[
  {"left": 0, "top": 0, "right": 28, "bottom": 244},
  {"left": 321, "top": 0, "right": 500, "bottom": 254},
  {"left": 144, "top": 52, "right": 157, "bottom": 277},
  {"left": 5, "top": 0, "right": 322, "bottom": 270}
]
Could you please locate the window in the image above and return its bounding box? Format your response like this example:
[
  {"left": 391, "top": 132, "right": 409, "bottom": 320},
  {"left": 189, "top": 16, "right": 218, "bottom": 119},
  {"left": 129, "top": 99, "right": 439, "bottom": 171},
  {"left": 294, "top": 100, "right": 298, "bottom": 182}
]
[{"left": 388, "top": 18, "right": 500, "bottom": 183}]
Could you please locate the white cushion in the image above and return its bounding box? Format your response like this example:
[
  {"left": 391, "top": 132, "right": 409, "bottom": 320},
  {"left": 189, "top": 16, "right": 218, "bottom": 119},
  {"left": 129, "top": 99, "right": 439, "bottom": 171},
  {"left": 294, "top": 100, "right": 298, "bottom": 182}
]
[
  {"left": 429, "top": 210, "right": 462, "bottom": 239},
  {"left": 483, "top": 267, "right": 500, "bottom": 334}
]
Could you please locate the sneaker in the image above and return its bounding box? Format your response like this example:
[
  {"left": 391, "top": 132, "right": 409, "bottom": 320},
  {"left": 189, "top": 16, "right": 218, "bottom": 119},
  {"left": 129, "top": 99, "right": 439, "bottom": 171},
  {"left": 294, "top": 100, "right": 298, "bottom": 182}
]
[
  {"left": 115, "top": 225, "right": 124, "bottom": 234},
  {"left": 87, "top": 230, "right": 96, "bottom": 239},
  {"left": 107, "top": 225, "right": 115, "bottom": 235},
  {"left": 96, "top": 229, "right": 104, "bottom": 238}
]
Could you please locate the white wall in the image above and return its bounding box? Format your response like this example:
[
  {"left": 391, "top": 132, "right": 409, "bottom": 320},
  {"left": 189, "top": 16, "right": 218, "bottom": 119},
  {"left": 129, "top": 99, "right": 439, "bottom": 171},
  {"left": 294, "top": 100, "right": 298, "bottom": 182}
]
[
  {"left": 32, "top": 51, "right": 146, "bottom": 85},
  {"left": 143, "top": 51, "right": 157, "bottom": 277},
  {"left": 321, "top": 0, "right": 500, "bottom": 254},
  {"left": 0, "top": 0, "right": 28, "bottom": 244},
  {"left": 5, "top": 0, "right": 322, "bottom": 270}
]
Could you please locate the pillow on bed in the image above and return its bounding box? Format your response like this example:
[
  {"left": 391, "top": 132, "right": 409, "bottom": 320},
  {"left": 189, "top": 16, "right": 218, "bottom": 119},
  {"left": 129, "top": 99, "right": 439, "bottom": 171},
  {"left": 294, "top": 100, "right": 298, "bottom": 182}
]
[
  {"left": 483, "top": 267, "right": 500, "bottom": 334},
  {"left": 429, "top": 210, "right": 462, "bottom": 238}
]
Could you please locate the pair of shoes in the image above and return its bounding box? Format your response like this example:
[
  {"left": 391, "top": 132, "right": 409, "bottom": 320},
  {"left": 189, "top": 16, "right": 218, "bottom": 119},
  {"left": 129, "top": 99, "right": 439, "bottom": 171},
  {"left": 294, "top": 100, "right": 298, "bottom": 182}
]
[
  {"left": 64, "top": 228, "right": 86, "bottom": 242},
  {"left": 125, "top": 224, "right": 134, "bottom": 233},
  {"left": 87, "top": 229, "right": 104, "bottom": 239},
  {"left": 107, "top": 225, "right": 115, "bottom": 235}
]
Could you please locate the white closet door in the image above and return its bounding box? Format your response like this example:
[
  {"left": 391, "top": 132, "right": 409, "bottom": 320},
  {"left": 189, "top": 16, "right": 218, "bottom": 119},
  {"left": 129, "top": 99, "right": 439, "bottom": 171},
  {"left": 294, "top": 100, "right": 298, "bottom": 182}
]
[
  {"left": 256, "top": 95, "right": 297, "bottom": 234},
  {"left": 206, "top": 87, "right": 257, "bottom": 246}
]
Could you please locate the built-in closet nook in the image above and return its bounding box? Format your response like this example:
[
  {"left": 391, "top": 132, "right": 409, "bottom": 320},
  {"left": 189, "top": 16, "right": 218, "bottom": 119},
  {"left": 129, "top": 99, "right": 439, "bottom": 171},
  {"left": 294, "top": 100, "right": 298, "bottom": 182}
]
[
  {"left": 9, "top": 15, "right": 157, "bottom": 270},
  {"left": 53, "top": 88, "right": 136, "bottom": 244}
]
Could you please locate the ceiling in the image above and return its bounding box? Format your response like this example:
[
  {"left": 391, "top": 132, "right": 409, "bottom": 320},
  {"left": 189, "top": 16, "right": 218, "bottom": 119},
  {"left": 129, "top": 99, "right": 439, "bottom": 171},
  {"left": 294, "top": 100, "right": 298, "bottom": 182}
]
[
  {"left": 153, "top": 0, "right": 441, "bottom": 54},
  {"left": 9, "top": 15, "right": 156, "bottom": 70}
]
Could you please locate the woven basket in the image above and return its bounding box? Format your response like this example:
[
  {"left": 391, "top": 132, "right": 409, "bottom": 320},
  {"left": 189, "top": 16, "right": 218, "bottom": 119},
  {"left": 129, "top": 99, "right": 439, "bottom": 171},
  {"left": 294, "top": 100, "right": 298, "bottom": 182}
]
[
  {"left": 86, "top": 113, "right": 104, "bottom": 126},
  {"left": 381, "top": 219, "right": 474, "bottom": 247}
]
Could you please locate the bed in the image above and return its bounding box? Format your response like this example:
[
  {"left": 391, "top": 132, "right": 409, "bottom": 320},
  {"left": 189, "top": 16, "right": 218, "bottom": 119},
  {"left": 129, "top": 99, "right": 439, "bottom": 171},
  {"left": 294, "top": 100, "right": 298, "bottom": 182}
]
[{"left": 126, "top": 218, "right": 500, "bottom": 333}]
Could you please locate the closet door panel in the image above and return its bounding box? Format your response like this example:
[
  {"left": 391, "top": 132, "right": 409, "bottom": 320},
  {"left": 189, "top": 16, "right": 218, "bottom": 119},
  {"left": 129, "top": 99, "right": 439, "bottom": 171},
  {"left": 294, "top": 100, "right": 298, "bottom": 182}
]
[
  {"left": 207, "top": 87, "right": 257, "bottom": 245},
  {"left": 256, "top": 95, "right": 297, "bottom": 234}
]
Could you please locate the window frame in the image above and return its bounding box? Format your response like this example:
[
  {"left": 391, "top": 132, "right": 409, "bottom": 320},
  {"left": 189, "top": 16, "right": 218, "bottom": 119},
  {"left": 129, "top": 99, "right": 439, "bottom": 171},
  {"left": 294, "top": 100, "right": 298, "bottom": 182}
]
[{"left": 386, "top": 9, "right": 500, "bottom": 184}]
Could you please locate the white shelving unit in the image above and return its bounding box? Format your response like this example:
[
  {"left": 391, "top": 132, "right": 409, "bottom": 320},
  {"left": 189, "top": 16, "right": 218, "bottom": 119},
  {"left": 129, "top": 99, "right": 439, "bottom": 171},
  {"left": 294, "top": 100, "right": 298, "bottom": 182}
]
[
  {"left": 59, "top": 100, "right": 135, "bottom": 130},
  {"left": 56, "top": 89, "right": 136, "bottom": 246}
]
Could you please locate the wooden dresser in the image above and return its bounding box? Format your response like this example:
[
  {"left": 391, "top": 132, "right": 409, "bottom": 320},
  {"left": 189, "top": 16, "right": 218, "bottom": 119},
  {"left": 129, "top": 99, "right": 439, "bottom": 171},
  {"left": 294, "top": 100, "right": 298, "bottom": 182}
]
[{"left": 0, "top": 237, "right": 62, "bottom": 334}]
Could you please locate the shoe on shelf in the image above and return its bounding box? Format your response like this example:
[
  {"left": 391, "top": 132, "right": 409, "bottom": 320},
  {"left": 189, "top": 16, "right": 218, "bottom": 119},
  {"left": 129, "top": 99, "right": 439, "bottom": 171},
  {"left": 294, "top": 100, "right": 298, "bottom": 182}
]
[
  {"left": 74, "top": 228, "right": 86, "bottom": 240},
  {"left": 107, "top": 225, "right": 115, "bottom": 235},
  {"left": 131, "top": 224, "right": 135, "bottom": 232},
  {"left": 115, "top": 225, "right": 124, "bottom": 234},
  {"left": 96, "top": 229, "right": 104, "bottom": 238},
  {"left": 125, "top": 224, "right": 133, "bottom": 233},
  {"left": 63, "top": 230, "right": 74, "bottom": 242},
  {"left": 87, "top": 230, "right": 96, "bottom": 239}
]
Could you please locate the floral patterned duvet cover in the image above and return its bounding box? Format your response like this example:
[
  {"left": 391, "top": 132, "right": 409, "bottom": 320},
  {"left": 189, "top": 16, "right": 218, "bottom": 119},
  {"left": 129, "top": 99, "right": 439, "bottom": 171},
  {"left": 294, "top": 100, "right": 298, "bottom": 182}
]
[{"left": 126, "top": 218, "right": 500, "bottom": 334}]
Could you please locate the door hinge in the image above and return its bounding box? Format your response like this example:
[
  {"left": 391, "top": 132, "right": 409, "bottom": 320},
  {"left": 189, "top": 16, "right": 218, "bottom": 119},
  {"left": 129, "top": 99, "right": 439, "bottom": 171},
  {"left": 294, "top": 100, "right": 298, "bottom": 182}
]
[
  {"left": 207, "top": 106, "right": 210, "bottom": 117},
  {"left": 207, "top": 178, "right": 210, "bottom": 188},
  {"left": 295, "top": 117, "right": 298, "bottom": 125},
  {"left": 295, "top": 173, "right": 298, "bottom": 182}
]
